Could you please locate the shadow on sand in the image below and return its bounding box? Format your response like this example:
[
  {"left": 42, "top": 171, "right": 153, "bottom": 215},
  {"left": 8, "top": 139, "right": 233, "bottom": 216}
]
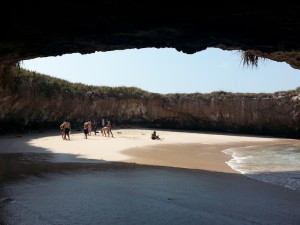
[{"left": 1, "top": 131, "right": 300, "bottom": 225}]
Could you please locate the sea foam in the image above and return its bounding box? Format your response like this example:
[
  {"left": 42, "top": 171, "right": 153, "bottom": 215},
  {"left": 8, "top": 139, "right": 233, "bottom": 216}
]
[{"left": 222, "top": 145, "right": 300, "bottom": 191}]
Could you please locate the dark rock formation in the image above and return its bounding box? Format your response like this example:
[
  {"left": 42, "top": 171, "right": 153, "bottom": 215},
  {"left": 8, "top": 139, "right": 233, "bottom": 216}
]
[{"left": 1, "top": 1, "right": 300, "bottom": 69}]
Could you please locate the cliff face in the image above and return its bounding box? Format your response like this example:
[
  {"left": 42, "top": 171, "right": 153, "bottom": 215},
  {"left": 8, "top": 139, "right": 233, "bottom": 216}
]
[{"left": 1, "top": 80, "right": 300, "bottom": 138}]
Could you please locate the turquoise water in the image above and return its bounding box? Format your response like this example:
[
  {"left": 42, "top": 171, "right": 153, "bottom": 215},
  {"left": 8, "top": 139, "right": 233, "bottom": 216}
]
[{"left": 223, "top": 145, "right": 300, "bottom": 191}]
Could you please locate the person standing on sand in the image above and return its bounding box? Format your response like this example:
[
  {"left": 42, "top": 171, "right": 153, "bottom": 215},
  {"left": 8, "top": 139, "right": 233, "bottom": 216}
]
[
  {"left": 106, "top": 121, "right": 114, "bottom": 137},
  {"left": 88, "top": 120, "right": 92, "bottom": 136},
  {"left": 92, "top": 120, "right": 98, "bottom": 135},
  {"left": 63, "top": 120, "right": 71, "bottom": 140},
  {"left": 83, "top": 121, "right": 89, "bottom": 139},
  {"left": 60, "top": 120, "right": 65, "bottom": 139},
  {"left": 100, "top": 126, "right": 109, "bottom": 137}
]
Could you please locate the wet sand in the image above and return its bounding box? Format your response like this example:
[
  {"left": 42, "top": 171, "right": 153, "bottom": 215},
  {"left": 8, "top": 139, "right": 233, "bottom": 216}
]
[{"left": 1, "top": 128, "right": 300, "bottom": 224}]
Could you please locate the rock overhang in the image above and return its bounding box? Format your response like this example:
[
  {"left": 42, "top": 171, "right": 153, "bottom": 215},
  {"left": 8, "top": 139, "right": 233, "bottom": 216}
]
[{"left": 1, "top": 1, "right": 300, "bottom": 69}]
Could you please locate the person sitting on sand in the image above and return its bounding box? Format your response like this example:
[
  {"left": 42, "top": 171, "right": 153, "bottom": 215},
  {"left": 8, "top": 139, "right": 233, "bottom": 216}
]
[{"left": 151, "top": 131, "right": 161, "bottom": 140}]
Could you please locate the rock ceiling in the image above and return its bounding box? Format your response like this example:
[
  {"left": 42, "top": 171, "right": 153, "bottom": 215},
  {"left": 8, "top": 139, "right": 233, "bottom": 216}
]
[{"left": 1, "top": 1, "right": 300, "bottom": 70}]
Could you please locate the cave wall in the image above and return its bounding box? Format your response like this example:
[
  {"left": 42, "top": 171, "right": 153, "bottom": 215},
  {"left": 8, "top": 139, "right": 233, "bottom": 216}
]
[{"left": 1, "top": 85, "right": 300, "bottom": 138}]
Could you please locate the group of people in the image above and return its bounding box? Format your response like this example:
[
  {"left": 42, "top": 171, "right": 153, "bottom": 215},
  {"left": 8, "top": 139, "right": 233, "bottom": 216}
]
[
  {"left": 60, "top": 120, "right": 163, "bottom": 141},
  {"left": 60, "top": 119, "right": 113, "bottom": 140}
]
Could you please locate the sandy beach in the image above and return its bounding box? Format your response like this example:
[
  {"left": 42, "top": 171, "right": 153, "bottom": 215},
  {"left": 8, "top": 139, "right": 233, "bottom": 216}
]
[
  {"left": 1, "top": 128, "right": 300, "bottom": 225},
  {"left": 0, "top": 128, "right": 294, "bottom": 171}
]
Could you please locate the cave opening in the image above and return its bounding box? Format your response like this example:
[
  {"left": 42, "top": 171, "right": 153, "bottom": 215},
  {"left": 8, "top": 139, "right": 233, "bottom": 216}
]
[{"left": 21, "top": 47, "right": 300, "bottom": 94}]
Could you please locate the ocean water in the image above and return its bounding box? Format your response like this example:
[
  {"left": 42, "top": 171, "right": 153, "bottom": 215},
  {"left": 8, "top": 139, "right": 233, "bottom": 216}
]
[{"left": 222, "top": 145, "right": 300, "bottom": 191}]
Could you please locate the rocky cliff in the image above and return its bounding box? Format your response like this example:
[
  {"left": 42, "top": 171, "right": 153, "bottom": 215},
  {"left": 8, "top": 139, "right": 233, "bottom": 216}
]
[{"left": 1, "top": 69, "right": 300, "bottom": 138}]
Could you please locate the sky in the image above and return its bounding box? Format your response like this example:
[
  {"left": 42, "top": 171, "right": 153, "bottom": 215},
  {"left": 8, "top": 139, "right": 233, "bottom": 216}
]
[{"left": 21, "top": 47, "right": 300, "bottom": 94}]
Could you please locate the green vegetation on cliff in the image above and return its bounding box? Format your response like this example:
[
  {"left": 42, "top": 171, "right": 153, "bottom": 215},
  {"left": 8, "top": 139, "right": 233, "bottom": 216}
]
[
  {"left": 3, "top": 66, "right": 150, "bottom": 99},
  {"left": 2, "top": 63, "right": 300, "bottom": 98}
]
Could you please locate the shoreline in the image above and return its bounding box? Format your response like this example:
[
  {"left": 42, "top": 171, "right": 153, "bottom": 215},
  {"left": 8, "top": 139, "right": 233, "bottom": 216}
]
[
  {"left": 0, "top": 128, "right": 298, "bottom": 173},
  {"left": 122, "top": 140, "right": 299, "bottom": 173}
]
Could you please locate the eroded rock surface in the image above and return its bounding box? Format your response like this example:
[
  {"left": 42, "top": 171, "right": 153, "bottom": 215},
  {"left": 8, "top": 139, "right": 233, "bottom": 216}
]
[{"left": 1, "top": 74, "right": 300, "bottom": 138}]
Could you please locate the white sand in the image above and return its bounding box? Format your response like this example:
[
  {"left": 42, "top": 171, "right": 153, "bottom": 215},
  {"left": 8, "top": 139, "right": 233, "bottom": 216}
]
[{"left": 1, "top": 128, "right": 294, "bottom": 172}]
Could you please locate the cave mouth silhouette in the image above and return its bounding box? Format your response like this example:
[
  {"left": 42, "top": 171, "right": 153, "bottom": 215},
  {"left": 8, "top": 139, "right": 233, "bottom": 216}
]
[{"left": 1, "top": 2, "right": 300, "bottom": 70}]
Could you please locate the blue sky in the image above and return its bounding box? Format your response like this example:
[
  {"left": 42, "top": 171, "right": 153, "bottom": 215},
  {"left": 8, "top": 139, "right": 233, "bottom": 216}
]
[{"left": 21, "top": 47, "right": 300, "bottom": 94}]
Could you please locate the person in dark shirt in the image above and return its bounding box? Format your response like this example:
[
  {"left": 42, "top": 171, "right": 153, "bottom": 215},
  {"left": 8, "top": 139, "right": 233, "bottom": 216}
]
[{"left": 151, "top": 131, "right": 161, "bottom": 140}]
